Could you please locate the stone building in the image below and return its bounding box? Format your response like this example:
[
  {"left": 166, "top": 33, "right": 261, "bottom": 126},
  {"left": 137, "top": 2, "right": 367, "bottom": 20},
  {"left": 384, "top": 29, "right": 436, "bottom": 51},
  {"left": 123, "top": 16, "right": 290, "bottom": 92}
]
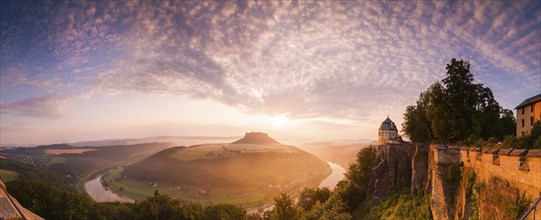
[
  {"left": 515, "top": 94, "right": 541, "bottom": 137},
  {"left": 378, "top": 117, "right": 398, "bottom": 144}
]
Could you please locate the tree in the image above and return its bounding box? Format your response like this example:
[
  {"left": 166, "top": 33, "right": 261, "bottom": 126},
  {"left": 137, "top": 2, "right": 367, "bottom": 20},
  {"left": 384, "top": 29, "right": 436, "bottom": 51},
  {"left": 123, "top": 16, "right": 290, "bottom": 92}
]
[
  {"left": 402, "top": 58, "right": 515, "bottom": 144},
  {"left": 204, "top": 204, "right": 246, "bottom": 220},
  {"left": 403, "top": 82, "right": 453, "bottom": 143},
  {"left": 493, "top": 108, "right": 516, "bottom": 139},
  {"left": 402, "top": 105, "right": 431, "bottom": 143},
  {"left": 524, "top": 121, "right": 541, "bottom": 149},
  {"left": 270, "top": 193, "right": 298, "bottom": 220},
  {"left": 6, "top": 180, "right": 94, "bottom": 220},
  {"left": 442, "top": 59, "right": 478, "bottom": 141},
  {"left": 133, "top": 194, "right": 182, "bottom": 220},
  {"left": 346, "top": 146, "right": 377, "bottom": 193},
  {"left": 317, "top": 198, "right": 352, "bottom": 220},
  {"left": 298, "top": 187, "right": 331, "bottom": 211},
  {"left": 328, "top": 146, "right": 378, "bottom": 211}
]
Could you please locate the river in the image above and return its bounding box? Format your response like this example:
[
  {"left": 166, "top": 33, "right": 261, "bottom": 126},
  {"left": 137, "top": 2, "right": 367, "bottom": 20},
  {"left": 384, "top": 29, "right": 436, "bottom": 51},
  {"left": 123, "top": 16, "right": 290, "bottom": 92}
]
[
  {"left": 84, "top": 175, "right": 134, "bottom": 203},
  {"left": 85, "top": 161, "right": 346, "bottom": 204},
  {"left": 247, "top": 161, "right": 346, "bottom": 214},
  {"left": 318, "top": 161, "right": 346, "bottom": 190}
]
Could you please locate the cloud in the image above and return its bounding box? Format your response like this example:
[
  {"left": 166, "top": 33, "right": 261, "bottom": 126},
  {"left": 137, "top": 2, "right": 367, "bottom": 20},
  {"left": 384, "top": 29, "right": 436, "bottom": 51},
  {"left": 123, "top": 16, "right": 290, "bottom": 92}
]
[
  {"left": 100, "top": 1, "right": 540, "bottom": 118},
  {"left": 0, "top": 95, "right": 69, "bottom": 118},
  {"left": 0, "top": 65, "right": 59, "bottom": 90},
  {"left": 0, "top": 123, "right": 35, "bottom": 133},
  {"left": 1, "top": 0, "right": 540, "bottom": 121}
]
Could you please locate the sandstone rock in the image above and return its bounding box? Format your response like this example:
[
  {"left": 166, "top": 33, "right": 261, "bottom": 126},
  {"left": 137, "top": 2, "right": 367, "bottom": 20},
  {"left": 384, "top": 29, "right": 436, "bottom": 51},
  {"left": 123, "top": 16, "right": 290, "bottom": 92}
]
[
  {"left": 411, "top": 144, "right": 429, "bottom": 195},
  {"left": 369, "top": 143, "right": 415, "bottom": 204}
]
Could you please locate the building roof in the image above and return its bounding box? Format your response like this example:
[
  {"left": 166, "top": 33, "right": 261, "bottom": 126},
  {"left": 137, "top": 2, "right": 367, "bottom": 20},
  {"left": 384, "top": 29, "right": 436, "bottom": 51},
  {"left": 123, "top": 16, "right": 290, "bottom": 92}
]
[
  {"left": 515, "top": 94, "right": 541, "bottom": 109},
  {"left": 379, "top": 117, "right": 398, "bottom": 131}
]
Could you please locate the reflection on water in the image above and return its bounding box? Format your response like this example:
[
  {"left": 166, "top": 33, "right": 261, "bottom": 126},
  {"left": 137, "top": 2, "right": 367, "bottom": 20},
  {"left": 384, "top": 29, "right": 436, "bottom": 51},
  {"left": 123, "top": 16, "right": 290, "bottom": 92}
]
[
  {"left": 318, "top": 161, "right": 346, "bottom": 190},
  {"left": 85, "top": 175, "right": 134, "bottom": 203}
]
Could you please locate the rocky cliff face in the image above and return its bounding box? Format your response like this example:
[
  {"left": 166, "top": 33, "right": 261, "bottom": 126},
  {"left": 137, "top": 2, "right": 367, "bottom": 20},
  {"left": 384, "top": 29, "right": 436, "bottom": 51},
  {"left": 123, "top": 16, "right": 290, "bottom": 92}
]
[
  {"left": 411, "top": 144, "right": 430, "bottom": 195},
  {"left": 368, "top": 144, "right": 415, "bottom": 203},
  {"left": 428, "top": 146, "right": 462, "bottom": 220},
  {"left": 367, "top": 143, "right": 541, "bottom": 220}
]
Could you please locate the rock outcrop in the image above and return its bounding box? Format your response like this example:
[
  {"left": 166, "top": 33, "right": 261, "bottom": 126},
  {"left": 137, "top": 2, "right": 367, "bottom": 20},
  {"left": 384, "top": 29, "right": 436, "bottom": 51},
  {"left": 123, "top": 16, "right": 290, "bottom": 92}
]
[
  {"left": 411, "top": 144, "right": 429, "bottom": 195},
  {"left": 428, "top": 145, "right": 462, "bottom": 220},
  {"left": 369, "top": 144, "right": 415, "bottom": 203},
  {"left": 232, "top": 132, "right": 281, "bottom": 145}
]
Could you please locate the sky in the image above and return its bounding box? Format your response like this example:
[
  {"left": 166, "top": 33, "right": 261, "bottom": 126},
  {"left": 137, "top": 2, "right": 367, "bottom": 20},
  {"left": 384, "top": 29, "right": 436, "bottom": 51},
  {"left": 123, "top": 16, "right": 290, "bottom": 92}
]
[{"left": 1, "top": 0, "right": 540, "bottom": 146}]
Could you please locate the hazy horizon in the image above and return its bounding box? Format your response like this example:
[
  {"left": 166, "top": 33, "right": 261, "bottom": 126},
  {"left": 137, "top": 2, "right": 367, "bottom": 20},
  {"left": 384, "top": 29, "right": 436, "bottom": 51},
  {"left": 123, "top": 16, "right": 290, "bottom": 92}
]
[
  {"left": 0, "top": 132, "right": 376, "bottom": 148},
  {"left": 1, "top": 1, "right": 540, "bottom": 145}
]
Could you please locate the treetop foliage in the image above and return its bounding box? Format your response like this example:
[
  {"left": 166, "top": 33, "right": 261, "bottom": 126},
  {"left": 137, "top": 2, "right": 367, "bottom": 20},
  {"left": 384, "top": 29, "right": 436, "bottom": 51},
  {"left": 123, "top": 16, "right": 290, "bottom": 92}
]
[{"left": 402, "top": 58, "right": 515, "bottom": 144}]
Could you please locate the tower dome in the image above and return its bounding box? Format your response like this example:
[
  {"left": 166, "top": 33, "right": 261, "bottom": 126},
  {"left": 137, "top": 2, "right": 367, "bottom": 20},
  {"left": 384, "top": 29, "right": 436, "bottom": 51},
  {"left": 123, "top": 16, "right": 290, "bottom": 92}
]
[
  {"left": 379, "top": 117, "right": 398, "bottom": 131},
  {"left": 378, "top": 117, "right": 398, "bottom": 144}
]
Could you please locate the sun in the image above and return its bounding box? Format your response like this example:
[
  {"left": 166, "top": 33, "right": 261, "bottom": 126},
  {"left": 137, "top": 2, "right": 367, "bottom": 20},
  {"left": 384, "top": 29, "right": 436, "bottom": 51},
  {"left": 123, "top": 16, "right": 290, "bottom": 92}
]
[{"left": 272, "top": 114, "right": 289, "bottom": 128}]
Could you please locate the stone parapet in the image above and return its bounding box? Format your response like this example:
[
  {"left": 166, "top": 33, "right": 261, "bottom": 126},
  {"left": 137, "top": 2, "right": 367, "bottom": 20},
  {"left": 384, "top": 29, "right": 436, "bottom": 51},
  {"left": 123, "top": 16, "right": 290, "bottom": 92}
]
[{"left": 431, "top": 145, "right": 541, "bottom": 202}]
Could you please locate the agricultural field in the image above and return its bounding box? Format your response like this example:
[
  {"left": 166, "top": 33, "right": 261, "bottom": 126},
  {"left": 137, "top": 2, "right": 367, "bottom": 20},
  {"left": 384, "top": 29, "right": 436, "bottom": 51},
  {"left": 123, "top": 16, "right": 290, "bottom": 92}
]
[
  {"left": 166, "top": 143, "right": 296, "bottom": 161},
  {"left": 44, "top": 149, "right": 97, "bottom": 155}
]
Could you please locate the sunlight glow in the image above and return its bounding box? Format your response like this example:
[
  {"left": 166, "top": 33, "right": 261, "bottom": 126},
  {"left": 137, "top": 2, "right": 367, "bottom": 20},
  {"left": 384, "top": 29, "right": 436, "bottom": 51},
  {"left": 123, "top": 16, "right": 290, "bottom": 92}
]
[{"left": 272, "top": 114, "right": 290, "bottom": 128}]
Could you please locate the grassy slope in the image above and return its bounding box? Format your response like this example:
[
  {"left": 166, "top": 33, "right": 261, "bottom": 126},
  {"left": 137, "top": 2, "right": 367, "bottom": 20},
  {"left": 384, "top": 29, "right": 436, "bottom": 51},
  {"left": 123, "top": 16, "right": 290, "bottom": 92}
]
[
  {"left": 113, "top": 143, "right": 331, "bottom": 206},
  {"left": 353, "top": 190, "right": 433, "bottom": 220}
]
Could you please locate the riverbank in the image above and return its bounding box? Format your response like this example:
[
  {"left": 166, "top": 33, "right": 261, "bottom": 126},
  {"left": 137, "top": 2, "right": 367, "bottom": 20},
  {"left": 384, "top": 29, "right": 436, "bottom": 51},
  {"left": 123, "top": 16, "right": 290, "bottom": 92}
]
[
  {"left": 84, "top": 175, "right": 134, "bottom": 202},
  {"left": 318, "top": 161, "right": 346, "bottom": 190}
]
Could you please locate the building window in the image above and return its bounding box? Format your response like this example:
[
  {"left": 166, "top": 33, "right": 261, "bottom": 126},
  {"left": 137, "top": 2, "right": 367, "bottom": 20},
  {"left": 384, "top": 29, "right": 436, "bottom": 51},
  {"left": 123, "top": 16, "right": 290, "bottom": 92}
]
[
  {"left": 522, "top": 107, "right": 524, "bottom": 115},
  {"left": 522, "top": 119, "right": 524, "bottom": 127},
  {"left": 532, "top": 104, "right": 535, "bottom": 112},
  {"left": 531, "top": 117, "right": 534, "bottom": 126}
]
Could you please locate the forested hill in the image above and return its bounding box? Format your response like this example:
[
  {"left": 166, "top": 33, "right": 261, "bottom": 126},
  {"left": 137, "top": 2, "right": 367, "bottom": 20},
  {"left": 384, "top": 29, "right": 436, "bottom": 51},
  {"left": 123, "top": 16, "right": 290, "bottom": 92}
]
[{"left": 121, "top": 133, "right": 330, "bottom": 203}]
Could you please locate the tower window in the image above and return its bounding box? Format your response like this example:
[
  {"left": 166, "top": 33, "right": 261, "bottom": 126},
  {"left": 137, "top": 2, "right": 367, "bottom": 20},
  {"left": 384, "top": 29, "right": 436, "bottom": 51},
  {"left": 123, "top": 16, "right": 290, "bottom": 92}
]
[
  {"left": 531, "top": 117, "right": 534, "bottom": 126},
  {"left": 531, "top": 104, "right": 534, "bottom": 112}
]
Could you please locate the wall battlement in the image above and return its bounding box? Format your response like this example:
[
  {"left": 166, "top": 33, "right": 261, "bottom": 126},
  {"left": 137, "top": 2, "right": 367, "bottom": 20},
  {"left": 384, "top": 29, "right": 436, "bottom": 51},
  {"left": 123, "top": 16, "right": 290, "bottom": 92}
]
[
  {"left": 374, "top": 143, "right": 540, "bottom": 219},
  {"left": 431, "top": 144, "right": 541, "bottom": 199},
  {"left": 428, "top": 144, "right": 541, "bottom": 220}
]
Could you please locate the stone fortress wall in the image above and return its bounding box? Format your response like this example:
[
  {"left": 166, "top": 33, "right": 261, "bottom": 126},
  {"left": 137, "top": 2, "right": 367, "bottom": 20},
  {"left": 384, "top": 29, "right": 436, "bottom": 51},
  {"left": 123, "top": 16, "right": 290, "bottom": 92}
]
[
  {"left": 431, "top": 144, "right": 541, "bottom": 219},
  {"left": 432, "top": 145, "right": 541, "bottom": 199}
]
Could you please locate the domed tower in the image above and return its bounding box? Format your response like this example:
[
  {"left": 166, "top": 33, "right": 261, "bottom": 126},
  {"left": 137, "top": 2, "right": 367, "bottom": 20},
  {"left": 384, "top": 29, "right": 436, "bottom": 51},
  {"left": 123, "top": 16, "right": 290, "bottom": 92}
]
[{"left": 378, "top": 116, "right": 398, "bottom": 144}]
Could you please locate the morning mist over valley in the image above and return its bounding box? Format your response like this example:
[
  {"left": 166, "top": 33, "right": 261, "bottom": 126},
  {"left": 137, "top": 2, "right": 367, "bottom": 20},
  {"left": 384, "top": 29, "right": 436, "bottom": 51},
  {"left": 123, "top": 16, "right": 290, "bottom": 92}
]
[{"left": 1, "top": 1, "right": 540, "bottom": 220}]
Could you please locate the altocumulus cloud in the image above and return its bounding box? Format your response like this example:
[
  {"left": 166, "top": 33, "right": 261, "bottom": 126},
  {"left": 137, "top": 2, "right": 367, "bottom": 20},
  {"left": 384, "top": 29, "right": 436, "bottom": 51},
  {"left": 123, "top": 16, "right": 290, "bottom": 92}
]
[
  {"left": 0, "top": 95, "right": 69, "bottom": 118},
  {"left": 1, "top": 1, "right": 540, "bottom": 120}
]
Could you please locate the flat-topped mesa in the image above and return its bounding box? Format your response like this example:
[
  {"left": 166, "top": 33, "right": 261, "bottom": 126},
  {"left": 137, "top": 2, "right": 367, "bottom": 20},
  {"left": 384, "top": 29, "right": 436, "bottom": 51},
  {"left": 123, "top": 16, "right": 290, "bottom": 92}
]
[{"left": 232, "top": 132, "right": 281, "bottom": 145}]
